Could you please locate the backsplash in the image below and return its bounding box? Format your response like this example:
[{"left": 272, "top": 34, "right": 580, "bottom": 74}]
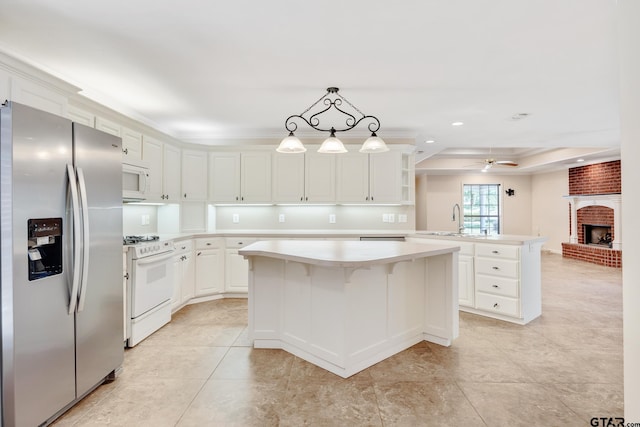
[{"left": 123, "top": 203, "right": 415, "bottom": 235}]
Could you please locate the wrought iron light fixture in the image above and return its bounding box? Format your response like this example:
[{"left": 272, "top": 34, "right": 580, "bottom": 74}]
[{"left": 276, "top": 87, "right": 389, "bottom": 154}]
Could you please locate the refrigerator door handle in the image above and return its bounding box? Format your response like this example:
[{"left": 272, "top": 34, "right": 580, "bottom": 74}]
[
  {"left": 67, "top": 164, "right": 81, "bottom": 315},
  {"left": 76, "top": 167, "right": 90, "bottom": 312}
]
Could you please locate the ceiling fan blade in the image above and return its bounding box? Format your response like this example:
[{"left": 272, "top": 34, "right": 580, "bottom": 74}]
[{"left": 495, "top": 161, "right": 518, "bottom": 167}]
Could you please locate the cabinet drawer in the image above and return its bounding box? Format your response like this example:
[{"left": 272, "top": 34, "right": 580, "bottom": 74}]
[
  {"left": 195, "top": 237, "right": 224, "bottom": 249},
  {"left": 475, "top": 292, "right": 520, "bottom": 317},
  {"left": 174, "top": 240, "right": 193, "bottom": 252},
  {"left": 225, "top": 238, "right": 258, "bottom": 248},
  {"left": 475, "top": 258, "right": 519, "bottom": 279},
  {"left": 475, "top": 244, "right": 519, "bottom": 259},
  {"left": 475, "top": 275, "right": 519, "bottom": 298}
]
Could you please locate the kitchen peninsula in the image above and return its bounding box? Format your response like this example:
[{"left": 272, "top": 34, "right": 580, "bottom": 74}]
[{"left": 238, "top": 240, "right": 460, "bottom": 378}]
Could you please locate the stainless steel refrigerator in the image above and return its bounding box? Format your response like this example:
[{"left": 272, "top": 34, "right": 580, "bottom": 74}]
[{"left": 1, "top": 102, "right": 124, "bottom": 426}]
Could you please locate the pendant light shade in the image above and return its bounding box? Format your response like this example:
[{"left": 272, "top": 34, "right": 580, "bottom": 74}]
[
  {"left": 359, "top": 132, "right": 389, "bottom": 153},
  {"left": 276, "top": 132, "right": 306, "bottom": 153},
  {"left": 318, "top": 129, "right": 348, "bottom": 153}
]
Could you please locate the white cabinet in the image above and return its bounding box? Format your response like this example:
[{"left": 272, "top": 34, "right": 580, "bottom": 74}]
[
  {"left": 163, "top": 144, "right": 181, "bottom": 201},
  {"left": 171, "top": 241, "right": 195, "bottom": 312},
  {"left": 474, "top": 243, "right": 522, "bottom": 319},
  {"left": 95, "top": 116, "right": 121, "bottom": 137},
  {"left": 407, "top": 237, "right": 474, "bottom": 308},
  {"left": 224, "top": 238, "right": 256, "bottom": 293},
  {"left": 10, "top": 75, "right": 68, "bottom": 117},
  {"left": 336, "top": 150, "right": 403, "bottom": 203},
  {"left": 272, "top": 151, "right": 335, "bottom": 203},
  {"left": 142, "top": 137, "right": 181, "bottom": 202},
  {"left": 272, "top": 153, "right": 305, "bottom": 202},
  {"left": 209, "top": 152, "right": 271, "bottom": 203},
  {"left": 182, "top": 149, "right": 207, "bottom": 201},
  {"left": 194, "top": 238, "right": 225, "bottom": 297},
  {"left": 121, "top": 127, "right": 143, "bottom": 161},
  {"left": 67, "top": 105, "right": 95, "bottom": 127},
  {"left": 400, "top": 152, "right": 415, "bottom": 204},
  {"left": 304, "top": 152, "right": 336, "bottom": 203}
]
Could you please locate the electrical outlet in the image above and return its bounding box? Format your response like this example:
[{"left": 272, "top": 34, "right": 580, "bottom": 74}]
[
  {"left": 382, "top": 214, "right": 389, "bottom": 223},
  {"left": 388, "top": 213, "right": 395, "bottom": 223},
  {"left": 279, "top": 214, "right": 285, "bottom": 223},
  {"left": 141, "top": 214, "right": 150, "bottom": 225},
  {"left": 329, "top": 214, "right": 336, "bottom": 224},
  {"left": 398, "top": 214, "right": 407, "bottom": 223},
  {"left": 232, "top": 214, "right": 240, "bottom": 223}
]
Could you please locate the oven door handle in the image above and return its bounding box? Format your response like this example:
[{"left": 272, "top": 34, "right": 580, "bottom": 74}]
[
  {"left": 66, "top": 164, "right": 81, "bottom": 315},
  {"left": 135, "top": 251, "right": 176, "bottom": 266}
]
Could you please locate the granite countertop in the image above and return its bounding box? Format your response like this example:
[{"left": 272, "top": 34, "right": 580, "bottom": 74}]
[{"left": 238, "top": 240, "right": 459, "bottom": 268}]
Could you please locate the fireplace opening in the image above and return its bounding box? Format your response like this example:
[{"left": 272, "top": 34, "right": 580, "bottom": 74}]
[{"left": 583, "top": 224, "right": 613, "bottom": 248}]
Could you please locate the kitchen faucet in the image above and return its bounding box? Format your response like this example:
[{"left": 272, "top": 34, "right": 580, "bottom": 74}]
[{"left": 452, "top": 203, "right": 465, "bottom": 233}]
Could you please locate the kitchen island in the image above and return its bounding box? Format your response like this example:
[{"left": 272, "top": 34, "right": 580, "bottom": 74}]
[{"left": 238, "top": 240, "right": 460, "bottom": 378}]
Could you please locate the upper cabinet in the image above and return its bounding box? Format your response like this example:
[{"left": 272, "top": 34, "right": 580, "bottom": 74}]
[
  {"left": 304, "top": 151, "right": 336, "bottom": 203},
  {"left": 142, "top": 136, "right": 181, "bottom": 202},
  {"left": 121, "top": 127, "right": 143, "bottom": 161},
  {"left": 182, "top": 149, "right": 207, "bottom": 201},
  {"left": 95, "top": 116, "right": 121, "bottom": 137},
  {"left": 9, "top": 75, "right": 68, "bottom": 117},
  {"left": 67, "top": 105, "right": 95, "bottom": 127},
  {"left": 272, "top": 153, "right": 305, "bottom": 202},
  {"left": 336, "top": 149, "right": 406, "bottom": 204},
  {"left": 209, "top": 152, "right": 271, "bottom": 203}
]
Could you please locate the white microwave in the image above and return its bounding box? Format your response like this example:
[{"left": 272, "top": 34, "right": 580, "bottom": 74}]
[{"left": 122, "top": 161, "right": 150, "bottom": 202}]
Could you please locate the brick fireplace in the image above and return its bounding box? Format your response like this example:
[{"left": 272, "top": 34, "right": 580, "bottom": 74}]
[{"left": 561, "top": 160, "right": 622, "bottom": 267}]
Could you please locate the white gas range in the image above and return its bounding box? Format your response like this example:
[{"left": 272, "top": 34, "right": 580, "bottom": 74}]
[{"left": 124, "top": 236, "right": 175, "bottom": 347}]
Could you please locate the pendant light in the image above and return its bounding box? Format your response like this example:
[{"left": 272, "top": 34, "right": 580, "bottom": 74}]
[{"left": 280, "top": 87, "right": 388, "bottom": 154}]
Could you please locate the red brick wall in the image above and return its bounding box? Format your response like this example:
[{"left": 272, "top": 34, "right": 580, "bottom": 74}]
[
  {"left": 568, "top": 160, "right": 621, "bottom": 195},
  {"left": 562, "top": 243, "right": 622, "bottom": 268},
  {"left": 576, "top": 206, "right": 615, "bottom": 243}
]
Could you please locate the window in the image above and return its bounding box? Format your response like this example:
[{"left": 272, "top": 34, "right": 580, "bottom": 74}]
[{"left": 463, "top": 184, "right": 500, "bottom": 234}]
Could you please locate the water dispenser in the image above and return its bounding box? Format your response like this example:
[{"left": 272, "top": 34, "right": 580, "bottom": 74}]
[{"left": 27, "top": 218, "right": 63, "bottom": 281}]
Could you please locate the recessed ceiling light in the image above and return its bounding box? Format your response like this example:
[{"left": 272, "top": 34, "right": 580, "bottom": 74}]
[
  {"left": 451, "top": 122, "right": 464, "bottom": 126},
  {"left": 577, "top": 158, "right": 585, "bottom": 162},
  {"left": 425, "top": 139, "right": 435, "bottom": 144},
  {"left": 511, "top": 113, "right": 530, "bottom": 120}
]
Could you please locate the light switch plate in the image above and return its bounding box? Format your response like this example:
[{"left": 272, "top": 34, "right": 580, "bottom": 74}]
[
  {"left": 329, "top": 214, "right": 336, "bottom": 224},
  {"left": 382, "top": 214, "right": 389, "bottom": 223},
  {"left": 398, "top": 214, "right": 407, "bottom": 223},
  {"left": 279, "top": 214, "right": 285, "bottom": 223},
  {"left": 232, "top": 214, "right": 240, "bottom": 223},
  {"left": 388, "top": 213, "right": 395, "bottom": 223}
]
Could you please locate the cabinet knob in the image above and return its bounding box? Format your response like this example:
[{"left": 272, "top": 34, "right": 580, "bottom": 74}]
[
  {"left": 197, "top": 252, "right": 201, "bottom": 256},
  {"left": 371, "top": 197, "right": 374, "bottom": 201},
  {"left": 300, "top": 196, "right": 303, "bottom": 201},
  {"left": 492, "top": 284, "right": 499, "bottom": 288},
  {"left": 184, "top": 193, "right": 187, "bottom": 198},
  {"left": 492, "top": 266, "right": 500, "bottom": 270},
  {"left": 493, "top": 303, "right": 500, "bottom": 309},
  {"left": 305, "top": 197, "right": 308, "bottom": 201},
  {"left": 123, "top": 148, "right": 128, "bottom": 154},
  {"left": 366, "top": 196, "right": 369, "bottom": 201},
  {"left": 236, "top": 196, "right": 239, "bottom": 201},
  {"left": 241, "top": 196, "right": 244, "bottom": 201},
  {"left": 492, "top": 250, "right": 499, "bottom": 254},
  {"left": 206, "top": 242, "right": 211, "bottom": 246}
]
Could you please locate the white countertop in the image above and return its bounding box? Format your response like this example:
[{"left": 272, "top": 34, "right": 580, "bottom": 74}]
[
  {"left": 238, "top": 240, "right": 459, "bottom": 268},
  {"left": 412, "top": 231, "right": 548, "bottom": 245}
]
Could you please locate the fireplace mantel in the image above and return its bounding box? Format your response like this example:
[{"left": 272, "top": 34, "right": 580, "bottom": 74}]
[{"left": 562, "top": 194, "right": 622, "bottom": 250}]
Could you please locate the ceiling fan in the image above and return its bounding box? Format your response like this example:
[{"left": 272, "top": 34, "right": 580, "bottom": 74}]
[{"left": 482, "top": 158, "right": 519, "bottom": 171}]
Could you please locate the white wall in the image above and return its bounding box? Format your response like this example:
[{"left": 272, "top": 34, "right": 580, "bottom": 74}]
[
  {"left": 619, "top": 0, "right": 640, "bottom": 420},
  {"left": 423, "top": 174, "right": 532, "bottom": 235},
  {"left": 122, "top": 204, "right": 158, "bottom": 235},
  {"left": 531, "top": 170, "right": 569, "bottom": 253}
]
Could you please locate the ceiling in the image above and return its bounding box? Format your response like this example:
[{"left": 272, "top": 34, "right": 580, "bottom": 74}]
[{"left": 0, "top": 0, "right": 620, "bottom": 173}]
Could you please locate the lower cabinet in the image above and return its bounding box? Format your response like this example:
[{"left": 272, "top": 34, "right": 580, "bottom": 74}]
[
  {"left": 224, "top": 238, "right": 256, "bottom": 293},
  {"left": 171, "top": 241, "right": 195, "bottom": 312},
  {"left": 195, "top": 238, "right": 225, "bottom": 297}
]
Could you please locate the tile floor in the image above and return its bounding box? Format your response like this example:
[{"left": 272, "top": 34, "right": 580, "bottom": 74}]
[{"left": 54, "top": 252, "right": 623, "bottom": 426}]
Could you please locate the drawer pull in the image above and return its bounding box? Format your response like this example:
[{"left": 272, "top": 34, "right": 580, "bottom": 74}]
[
  {"left": 493, "top": 303, "right": 500, "bottom": 309},
  {"left": 492, "top": 266, "right": 500, "bottom": 270},
  {"left": 492, "top": 284, "right": 499, "bottom": 288},
  {"left": 206, "top": 242, "right": 211, "bottom": 246},
  {"left": 492, "top": 250, "right": 499, "bottom": 254}
]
